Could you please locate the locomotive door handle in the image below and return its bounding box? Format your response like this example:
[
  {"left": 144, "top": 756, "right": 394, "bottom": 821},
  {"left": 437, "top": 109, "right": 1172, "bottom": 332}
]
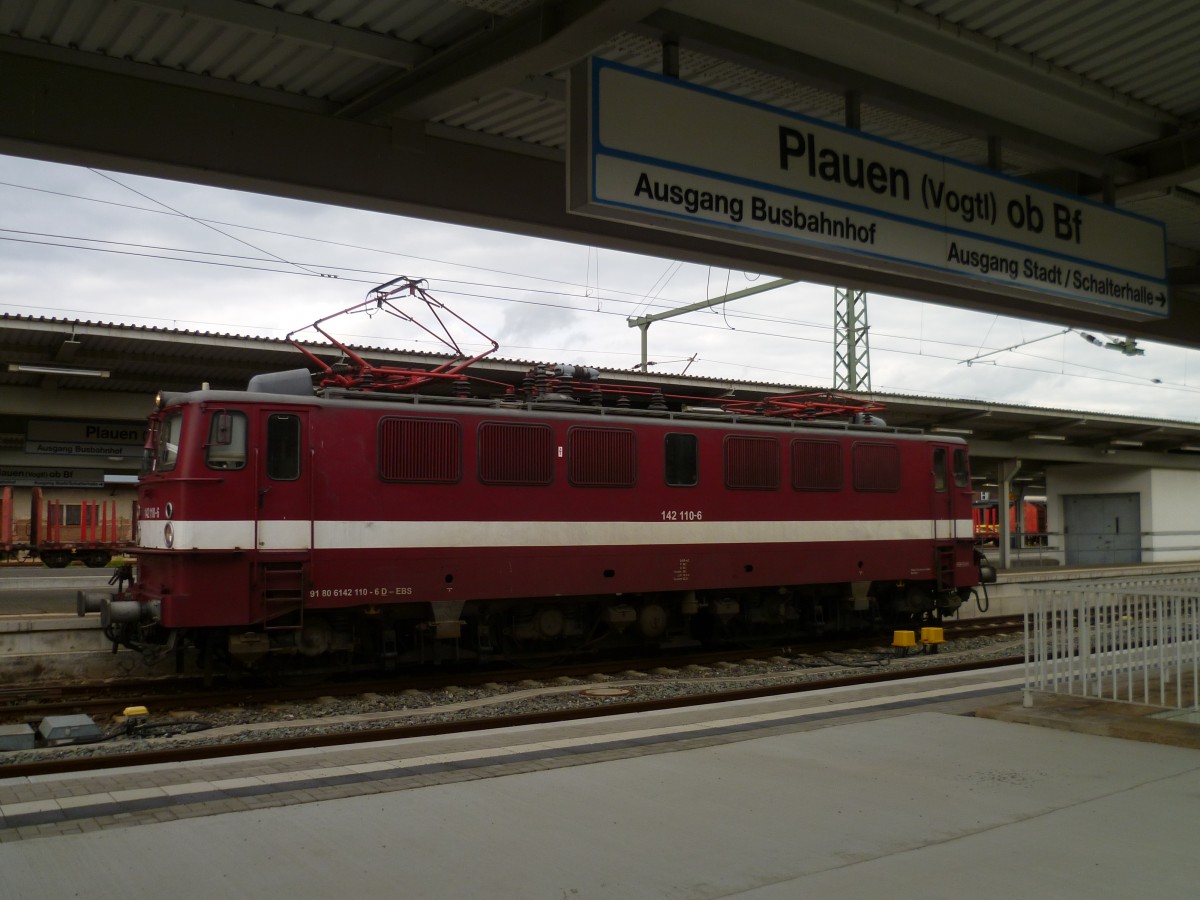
[{"left": 258, "top": 487, "right": 270, "bottom": 508}]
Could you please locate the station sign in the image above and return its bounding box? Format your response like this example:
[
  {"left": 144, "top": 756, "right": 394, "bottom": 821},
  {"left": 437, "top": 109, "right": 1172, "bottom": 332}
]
[
  {"left": 0, "top": 465, "right": 106, "bottom": 487},
  {"left": 568, "top": 58, "right": 1169, "bottom": 319},
  {"left": 24, "top": 419, "right": 146, "bottom": 460}
]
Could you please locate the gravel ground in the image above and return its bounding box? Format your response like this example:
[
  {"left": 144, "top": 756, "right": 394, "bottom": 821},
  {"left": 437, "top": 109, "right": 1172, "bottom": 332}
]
[{"left": 0, "top": 634, "right": 1024, "bottom": 767}]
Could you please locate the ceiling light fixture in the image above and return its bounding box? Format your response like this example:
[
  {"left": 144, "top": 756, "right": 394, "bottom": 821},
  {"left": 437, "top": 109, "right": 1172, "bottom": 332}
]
[
  {"left": 930, "top": 426, "right": 974, "bottom": 435},
  {"left": 1109, "top": 439, "right": 1143, "bottom": 448},
  {"left": 8, "top": 363, "right": 110, "bottom": 378},
  {"left": 1028, "top": 433, "right": 1067, "bottom": 441}
]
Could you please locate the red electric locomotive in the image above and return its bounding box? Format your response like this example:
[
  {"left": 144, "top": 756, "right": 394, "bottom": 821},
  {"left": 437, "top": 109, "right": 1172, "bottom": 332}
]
[{"left": 81, "top": 280, "right": 991, "bottom": 667}]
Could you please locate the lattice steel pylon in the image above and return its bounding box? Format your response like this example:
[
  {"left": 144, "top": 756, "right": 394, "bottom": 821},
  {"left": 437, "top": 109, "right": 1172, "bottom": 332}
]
[{"left": 833, "top": 286, "right": 871, "bottom": 391}]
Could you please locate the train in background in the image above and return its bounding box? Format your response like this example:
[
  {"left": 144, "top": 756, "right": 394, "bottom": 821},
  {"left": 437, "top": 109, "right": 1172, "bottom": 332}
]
[
  {"left": 78, "top": 279, "right": 994, "bottom": 669},
  {"left": 1, "top": 486, "right": 136, "bottom": 568},
  {"left": 973, "top": 497, "right": 1048, "bottom": 546}
]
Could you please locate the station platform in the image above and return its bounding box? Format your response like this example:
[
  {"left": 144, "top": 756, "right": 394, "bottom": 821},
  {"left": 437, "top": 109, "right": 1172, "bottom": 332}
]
[
  {"left": 972, "top": 559, "right": 1200, "bottom": 618},
  {"left": 1, "top": 664, "right": 1197, "bottom": 898}
]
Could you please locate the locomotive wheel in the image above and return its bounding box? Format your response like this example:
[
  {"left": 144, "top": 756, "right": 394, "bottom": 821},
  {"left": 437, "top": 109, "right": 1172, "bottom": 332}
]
[
  {"left": 637, "top": 603, "right": 668, "bottom": 640},
  {"left": 296, "top": 617, "right": 334, "bottom": 657},
  {"left": 41, "top": 551, "right": 71, "bottom": 569}
]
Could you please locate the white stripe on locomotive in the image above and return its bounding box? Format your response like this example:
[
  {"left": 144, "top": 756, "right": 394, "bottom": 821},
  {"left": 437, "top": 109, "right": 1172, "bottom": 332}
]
[{"left": 137, "top": 518, "right": 975, "bottom": 551}]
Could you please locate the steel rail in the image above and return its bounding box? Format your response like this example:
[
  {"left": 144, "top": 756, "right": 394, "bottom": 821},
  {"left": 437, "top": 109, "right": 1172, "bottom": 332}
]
[
  {"left": 0, "top": 616, "right": 1025, "bottom": 721},
  {"left": 0, "top": 656, "right": 1020, "bottom": 779}
]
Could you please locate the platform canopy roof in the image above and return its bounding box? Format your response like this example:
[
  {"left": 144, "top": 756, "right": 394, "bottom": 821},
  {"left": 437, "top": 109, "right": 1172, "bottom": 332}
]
[
  {"left": 1, "top": 0, "right": 1199, "bottom": 345},
  {"left": 7, "top": 313, "right": 1200, "bottom": 493}
]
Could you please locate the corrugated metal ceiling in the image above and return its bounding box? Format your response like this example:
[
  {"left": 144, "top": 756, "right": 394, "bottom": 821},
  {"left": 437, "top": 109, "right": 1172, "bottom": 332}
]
[
  {"left": 911, "top": 0, "right": 1200, "bottom": 117},
  {"left": 0, "top": 0, "right": 1196, "bottom": 292},
  {"left": 4, "top": 2, "right": 1193, "bottom": 137}
]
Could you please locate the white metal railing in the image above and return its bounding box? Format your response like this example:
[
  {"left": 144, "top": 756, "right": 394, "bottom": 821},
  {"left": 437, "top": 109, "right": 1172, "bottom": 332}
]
[{"left": 1024, "top": 575, "right": 1200, "bottom": 711}]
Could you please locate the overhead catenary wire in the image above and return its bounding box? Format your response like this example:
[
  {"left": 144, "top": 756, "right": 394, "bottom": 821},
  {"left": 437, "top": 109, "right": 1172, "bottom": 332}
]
[
  {"left": 0, "top": 232, "right": 1190, "bottom": 395},
  {"left": 0, "top": 172, "right": 1193, "bottom": 408},
  {"left": 0, "top": 178, "right": 719, "bottom": 305},
  {"left": 88, "top": 169, "right": 328, "bottom": 279},
  {"left": 0, "top": 172, "right": 1177, "bottom": 367},
  {"left": 0, "top": 227, "right": 1076, "bottom": 355}
]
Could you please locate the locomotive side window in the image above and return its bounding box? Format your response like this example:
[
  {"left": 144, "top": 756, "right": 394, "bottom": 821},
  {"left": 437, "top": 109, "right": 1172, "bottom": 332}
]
[
  {"left": 478, "top": 422, "right": 553, "bottom": 485},
  {"left": 206, "top": 411, "right": 247, "bottom": 470},
  {"left": 155, "top": 411, "right": 183, "bottom": 472},
  {"left": 932, "top": 447, "right": 948, "bottom": 492},
  {"left": 665, "top": 433, "right": 698, "bottom": 486},
  {"left": 791, "top": 439, "right": 842, "bottom": 491},
  {"left": 568, "top": 427, "right": 636, "bottom": 487},
  {"left": 953, "top": 448, "right": 970, "bottom": 488},
  {"left": 379, "top": 417, "right": 461, "bottom": 483},
  {"left": 266, "top": 414, "right": 302, "bottom": 481},
  {"left": 725, "top": 435, "right": 779, "bottom": 490},
  {"left": 852, "top": 442, "right": 900, "bottom": 492}
]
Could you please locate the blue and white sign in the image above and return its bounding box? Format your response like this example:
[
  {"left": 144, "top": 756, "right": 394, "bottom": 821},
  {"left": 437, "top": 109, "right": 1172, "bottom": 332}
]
[{"left": 568, "top": 58, "right": 1169, "bottom": 319}]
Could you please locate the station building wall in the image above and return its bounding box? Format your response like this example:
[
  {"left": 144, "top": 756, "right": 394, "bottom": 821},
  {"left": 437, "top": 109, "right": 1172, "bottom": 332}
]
[{"left": 1045, "top": 465, "right": 1200, "bottom": 564}]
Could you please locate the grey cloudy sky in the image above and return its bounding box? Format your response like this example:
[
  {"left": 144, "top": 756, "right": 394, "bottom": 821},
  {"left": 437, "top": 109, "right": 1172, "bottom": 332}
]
[{"left": 1, "top": 152, "right": 1194, "bottom": 421}]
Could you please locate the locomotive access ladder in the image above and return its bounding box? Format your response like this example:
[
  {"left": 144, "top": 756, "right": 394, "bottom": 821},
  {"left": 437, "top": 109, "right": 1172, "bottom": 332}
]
[
  {"left": 258, "top": 558, "right": 307, "bottom": 631},
  {"left": 935, "top": 546, "right": 956, "bottom": 592}
]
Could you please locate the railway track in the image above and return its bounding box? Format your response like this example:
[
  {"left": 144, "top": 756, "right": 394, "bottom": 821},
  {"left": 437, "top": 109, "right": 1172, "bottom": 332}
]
[
  {"left": 0, "top": 615, "right": 1024, "bottom": 723},
  {"left": 0, "top": 657, "right": 1022, "bottom": 782},
  {"left": 0, "top": 619, "right": 1025, "bottom": 778}
]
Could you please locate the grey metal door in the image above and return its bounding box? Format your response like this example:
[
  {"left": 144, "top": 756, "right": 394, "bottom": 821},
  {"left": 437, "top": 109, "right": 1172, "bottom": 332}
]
[{"left": 1063, "top": 493, "right": 1141, "bottom": 565}]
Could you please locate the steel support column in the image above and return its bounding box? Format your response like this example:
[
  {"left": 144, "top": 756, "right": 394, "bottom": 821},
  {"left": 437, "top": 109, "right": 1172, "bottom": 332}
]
[{"left": 997, "top": 458, "right": 1022, "bottom": 571}]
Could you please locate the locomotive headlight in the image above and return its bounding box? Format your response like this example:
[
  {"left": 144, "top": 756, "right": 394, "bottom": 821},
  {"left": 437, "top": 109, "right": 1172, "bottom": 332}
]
[{"left": 154, "top": 390, "right": 164, "bottom": 409}]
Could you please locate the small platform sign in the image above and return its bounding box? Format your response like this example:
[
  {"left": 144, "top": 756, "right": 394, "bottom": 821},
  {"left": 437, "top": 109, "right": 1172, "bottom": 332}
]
[
  {"left": 25, "top": 419, "right": 146, "bottom": 460},
  {"left": 568, "top": 58, "right": 1169, "bottom": 320},
  {"left": 0, "top": 465, "right": 106, "bottom": 487}
]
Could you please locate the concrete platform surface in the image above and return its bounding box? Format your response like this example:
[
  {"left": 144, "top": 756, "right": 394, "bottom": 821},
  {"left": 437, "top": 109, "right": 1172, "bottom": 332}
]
[
  {"left": 0, "top": 683, "right": 1197, "bottom": 899},
  {"left": 982, "top": 691, "right": 1200, "bottom": 750}
]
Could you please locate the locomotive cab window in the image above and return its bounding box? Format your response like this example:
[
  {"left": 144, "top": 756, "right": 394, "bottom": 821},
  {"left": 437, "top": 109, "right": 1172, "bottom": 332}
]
[
  {"left": 266, "top": 414, "right": 301, "bottom": 481},
  {"left": 953, "top": 448, "right": 970, "bottom": 488},
  {"left": 665, "top": 433, "right": 698, "bottom": 486},
  {"left": 932, "top": 447, "right": 947, "bottom": 492},
  {"left": 206, "top": 410, "right": 247, "bottom": 471},
  {"left": 153, "top": 411, "right": 184, "bottom": 473}
]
